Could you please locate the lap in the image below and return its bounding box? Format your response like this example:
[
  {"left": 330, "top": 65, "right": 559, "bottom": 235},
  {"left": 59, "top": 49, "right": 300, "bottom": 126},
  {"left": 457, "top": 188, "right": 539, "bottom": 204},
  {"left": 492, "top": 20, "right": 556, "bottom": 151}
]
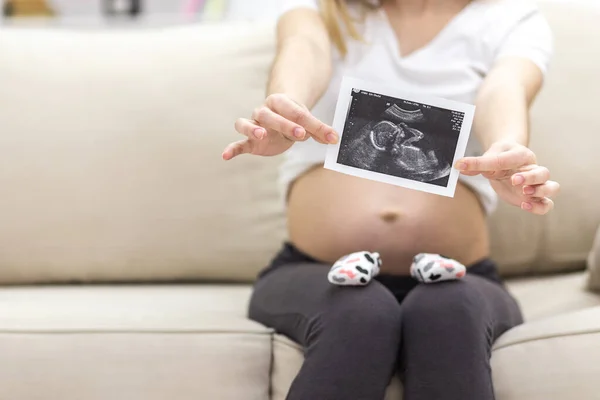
[
  {"left": 249, "top": 260, "right": 522, "bottom": 343},
  {"left": 250, "top": 263, "right": 399, "bottom": 316},
  {"left": 401, "top": 274, "right": 523, "bottom": 338},
  {"left": 248, "top": 263, "right": 401, "bottom": 343}
]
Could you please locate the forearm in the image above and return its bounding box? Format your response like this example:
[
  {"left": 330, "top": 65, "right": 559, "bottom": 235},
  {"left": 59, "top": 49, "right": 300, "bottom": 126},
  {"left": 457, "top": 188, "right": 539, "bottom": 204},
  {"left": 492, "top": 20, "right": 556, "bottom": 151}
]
[
  {"left": 268, "top": 36, "right": 332, "bottom": 108},
  {"left": 473, "top": 58, "right": 544, "bottom": 151},
  {"left": 267, "top": 10, "right": 333, "bottom": 109},
  {"left": 473, "top": 82, "right": 530, "bottom": 150}
]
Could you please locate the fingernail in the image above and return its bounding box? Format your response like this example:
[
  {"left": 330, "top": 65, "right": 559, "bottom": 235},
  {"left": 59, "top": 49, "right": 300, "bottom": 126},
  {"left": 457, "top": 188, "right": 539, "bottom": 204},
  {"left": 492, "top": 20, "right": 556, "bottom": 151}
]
[
  {"left": 456, "top": 162, "right": 467, "bottom": 171},
  {"left": 521, "top": 202, "right": 533, "bottom": 210},
  {"left": 293, "top": 127, "right": 305, "bottom": 139},
  {"left": 326, "top": 132, "right": 338, "bottom": 143},
  {"left": 253, "top": 128, "right": 265, "bottom": 139},
  {"left": 513, "top": 175, "right": 525, "bottom": 185},
  {"left": 523, "top": 186, "right": 535, "bottom": 195}
]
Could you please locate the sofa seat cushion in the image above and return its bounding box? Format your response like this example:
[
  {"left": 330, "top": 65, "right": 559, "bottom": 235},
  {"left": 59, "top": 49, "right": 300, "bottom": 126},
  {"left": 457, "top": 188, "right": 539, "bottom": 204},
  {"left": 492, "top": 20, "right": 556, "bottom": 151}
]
[
  {"left": 271, "top": 333, "right": 404, "bottom": 400},
  {"left": 505, "top": 271, "right": 600, "bottom": 321},
  {"left": 270, "top": 272, "right": 600, "bottom": 400},
  {"left": 491, "top": 306, "right": 600, "bottom": 399},
  {"left": 0, "top": 284, "right": 270, "bottom": 400}
]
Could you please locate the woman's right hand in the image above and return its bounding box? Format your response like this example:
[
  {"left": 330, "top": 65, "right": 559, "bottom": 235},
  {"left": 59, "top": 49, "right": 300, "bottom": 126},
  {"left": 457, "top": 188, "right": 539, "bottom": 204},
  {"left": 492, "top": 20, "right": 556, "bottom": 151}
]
[{"left": 222, "top": 94, "right": 339, "bottom": 160}]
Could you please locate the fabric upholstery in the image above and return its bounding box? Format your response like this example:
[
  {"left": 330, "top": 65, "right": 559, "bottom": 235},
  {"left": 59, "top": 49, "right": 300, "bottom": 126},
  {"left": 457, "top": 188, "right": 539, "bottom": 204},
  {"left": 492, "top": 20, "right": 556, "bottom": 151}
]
[
  {"left": 0, "top": 285, "right": 271, "bottom": 400},
  {"left": 491, "top": 306, "right": 600, "bottom": 399},
  {"left": 0, "top": 274, "right": 598, "bottom": 399},
  {"left": 505, "top": 271, "right": 600, "bottom": 321},
  {"left": 587, "top": 225, "right": 600, "bottom": 291},
  {"left": 0, "top": 24, "right": 284, "bottom": 284},
  {"left": 0, "top": 334, "right": 271, "bottom": 400},
  {"left": 488, "top": 1, "right": 600, "bottom": 276},
  {"left": 0, "top": 285, "right": 255, "bottom": 330}
]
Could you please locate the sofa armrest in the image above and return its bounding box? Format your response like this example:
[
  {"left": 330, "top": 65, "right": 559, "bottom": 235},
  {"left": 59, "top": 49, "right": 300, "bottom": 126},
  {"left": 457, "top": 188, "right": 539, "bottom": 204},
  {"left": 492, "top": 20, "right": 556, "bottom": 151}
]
[
  {"left": 491, "top": 306, "right": 600, "bottom": 399},
  {"left": 587, "top": 225, "right": 600, "bottom": 292}
]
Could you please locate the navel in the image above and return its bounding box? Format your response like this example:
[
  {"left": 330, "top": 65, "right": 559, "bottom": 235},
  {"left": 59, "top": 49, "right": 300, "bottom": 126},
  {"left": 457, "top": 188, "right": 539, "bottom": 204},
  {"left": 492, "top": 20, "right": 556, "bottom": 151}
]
[{"left": 379, "top": 209, "right": 401, "bottom": 223}]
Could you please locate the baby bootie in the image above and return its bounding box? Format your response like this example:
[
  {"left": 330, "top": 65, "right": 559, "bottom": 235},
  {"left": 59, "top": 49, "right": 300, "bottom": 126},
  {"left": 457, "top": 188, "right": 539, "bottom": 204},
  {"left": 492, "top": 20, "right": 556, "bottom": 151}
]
[
  {"left": 410, "top": 253, "right": 466, "bottom": 284},
  {"left": 328, "top": 251, "right": 382, "bottom": 286}
]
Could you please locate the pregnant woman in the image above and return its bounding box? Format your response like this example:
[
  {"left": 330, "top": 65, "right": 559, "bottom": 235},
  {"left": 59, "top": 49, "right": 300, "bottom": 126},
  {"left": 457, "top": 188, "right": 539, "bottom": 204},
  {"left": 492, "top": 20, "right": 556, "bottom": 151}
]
[{"left": 222, "top": 0, "right": 560, "bottom": 399}]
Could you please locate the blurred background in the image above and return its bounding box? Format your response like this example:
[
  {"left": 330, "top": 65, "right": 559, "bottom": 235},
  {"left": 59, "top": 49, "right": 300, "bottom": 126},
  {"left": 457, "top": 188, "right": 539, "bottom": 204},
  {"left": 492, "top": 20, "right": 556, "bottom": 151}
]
[
  {"left": 1, "top": 0, "right": 598, "bottom": 28},
  {"left": 0, "top": 0, "right": 285, "bottom": 27}
]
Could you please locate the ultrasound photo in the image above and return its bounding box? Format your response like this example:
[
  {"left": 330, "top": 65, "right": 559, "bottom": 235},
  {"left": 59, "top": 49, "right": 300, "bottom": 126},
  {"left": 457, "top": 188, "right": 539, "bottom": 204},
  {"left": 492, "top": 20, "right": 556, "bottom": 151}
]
[{"left": 325, "top": 77, "right": 475, "bottom": 197}]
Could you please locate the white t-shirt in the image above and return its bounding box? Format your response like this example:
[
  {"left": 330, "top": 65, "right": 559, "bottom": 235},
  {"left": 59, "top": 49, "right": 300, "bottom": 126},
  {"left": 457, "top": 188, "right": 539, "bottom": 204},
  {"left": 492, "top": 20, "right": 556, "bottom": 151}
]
[{"left": 277, "top": 0, "right": 553, "bottom": 214}]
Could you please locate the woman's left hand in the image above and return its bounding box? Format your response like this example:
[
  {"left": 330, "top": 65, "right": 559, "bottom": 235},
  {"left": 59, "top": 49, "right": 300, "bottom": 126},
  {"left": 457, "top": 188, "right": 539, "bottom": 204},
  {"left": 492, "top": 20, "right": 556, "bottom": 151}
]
[{"left": 455, "top": 141, "right": 560, "bottom": 215}]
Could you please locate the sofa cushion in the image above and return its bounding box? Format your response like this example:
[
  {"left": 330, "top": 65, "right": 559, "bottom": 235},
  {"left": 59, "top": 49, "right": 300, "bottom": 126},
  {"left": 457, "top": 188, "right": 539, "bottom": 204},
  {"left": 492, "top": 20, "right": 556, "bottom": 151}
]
[
  {"left": 505, "top": 271, "right": 600, "bottom": 321},
  {"left": 491, "top": 306, "right": 600, "bottom": 400},
  {"left": 488, "top": 1, "right": 600, "bottom": 276},
  {"left": 269, "top": 271, "right": 600, "bottom": 399},
  {"left": 0, "top": 285, "right": 271, "bottom": 400},
  {"left": 587, "top": 225, "right": 600, "bottom": 291},
  {"left": 0, "top": 23, "right": 284, "bottom": 285}
]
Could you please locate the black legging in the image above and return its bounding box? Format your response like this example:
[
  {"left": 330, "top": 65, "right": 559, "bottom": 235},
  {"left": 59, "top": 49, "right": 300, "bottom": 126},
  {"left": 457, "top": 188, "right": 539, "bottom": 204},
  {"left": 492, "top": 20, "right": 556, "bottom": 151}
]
[{"left": 248, "top": 243, "right": 523, "bottom": 400}]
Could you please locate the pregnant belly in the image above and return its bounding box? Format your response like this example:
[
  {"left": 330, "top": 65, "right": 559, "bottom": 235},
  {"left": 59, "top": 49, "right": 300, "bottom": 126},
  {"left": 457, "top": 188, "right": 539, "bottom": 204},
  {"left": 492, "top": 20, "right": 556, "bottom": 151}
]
[{"left": 287, "top": 167, "right": 490, "bottom": 275}]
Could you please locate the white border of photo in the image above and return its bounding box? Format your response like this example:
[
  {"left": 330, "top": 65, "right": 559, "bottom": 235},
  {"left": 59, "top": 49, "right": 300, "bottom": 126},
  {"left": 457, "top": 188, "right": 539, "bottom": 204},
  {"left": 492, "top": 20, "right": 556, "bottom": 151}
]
[{"left": 324, "top": 76, "right": 475, "bottom": 198}]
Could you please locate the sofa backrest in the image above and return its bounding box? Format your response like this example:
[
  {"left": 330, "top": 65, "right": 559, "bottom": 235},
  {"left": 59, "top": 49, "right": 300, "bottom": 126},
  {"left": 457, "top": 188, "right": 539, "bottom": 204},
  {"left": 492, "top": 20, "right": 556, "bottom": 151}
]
[
  {"left": 489, "top": 0, "right": 600, "bottom": 275},
  {"left": 0, "top": 24, "right": 285, "bottom": 284},
  {"left": 0, "top": 1, "right": 599, "bottom": 284}
]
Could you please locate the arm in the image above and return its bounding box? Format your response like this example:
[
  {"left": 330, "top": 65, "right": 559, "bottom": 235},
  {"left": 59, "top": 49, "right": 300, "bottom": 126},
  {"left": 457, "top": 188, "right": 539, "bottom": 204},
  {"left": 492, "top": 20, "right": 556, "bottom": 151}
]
[
  {"left": 269, "top": 8, "right": 333, "bottom": 108},
  {"left": 223, "top": 8, "right": 338, "bottom": 160},
  {"left": 456, "top": 58, "right": 560, "bottom": 215},
  {"left": 473, "top": 58, "right": 544, "bottom": 150}
]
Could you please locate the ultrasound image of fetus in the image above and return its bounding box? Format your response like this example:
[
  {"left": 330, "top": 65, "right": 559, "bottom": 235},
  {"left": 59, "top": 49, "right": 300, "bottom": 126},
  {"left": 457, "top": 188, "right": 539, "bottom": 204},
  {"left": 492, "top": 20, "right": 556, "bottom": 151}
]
[
  {"left": 336, "top": 90, "right": 462, "bottom": 187},
  {"left": 339, "top": 115, "right": 451, "bottom": 183}
]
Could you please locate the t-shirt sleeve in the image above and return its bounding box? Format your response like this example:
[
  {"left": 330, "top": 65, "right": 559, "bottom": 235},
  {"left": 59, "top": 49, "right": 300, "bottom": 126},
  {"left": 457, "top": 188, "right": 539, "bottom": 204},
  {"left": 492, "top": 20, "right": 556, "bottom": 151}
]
[
  {"left": 278, "top": 0, "right": 319, "bottom": 19},
  {"left": 486, "top": 2, "right": 554, "bottom": 75}
]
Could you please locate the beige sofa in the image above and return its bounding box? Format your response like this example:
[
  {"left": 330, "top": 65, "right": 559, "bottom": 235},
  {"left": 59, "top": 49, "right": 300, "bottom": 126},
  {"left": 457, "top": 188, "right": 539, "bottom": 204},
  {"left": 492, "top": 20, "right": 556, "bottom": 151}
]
[{"left": 1, "top": 1, "right": 600, "bottom": 399}]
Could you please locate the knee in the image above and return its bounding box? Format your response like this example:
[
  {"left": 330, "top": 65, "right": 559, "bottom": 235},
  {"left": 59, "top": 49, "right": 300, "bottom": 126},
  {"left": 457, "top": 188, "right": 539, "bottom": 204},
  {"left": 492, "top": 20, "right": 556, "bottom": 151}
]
[
  {"left": 402, "top": 278, "right": 485, "bottom": 333},
  {"left": 317, "top": 283, "right": 402, "bottom": 338}
]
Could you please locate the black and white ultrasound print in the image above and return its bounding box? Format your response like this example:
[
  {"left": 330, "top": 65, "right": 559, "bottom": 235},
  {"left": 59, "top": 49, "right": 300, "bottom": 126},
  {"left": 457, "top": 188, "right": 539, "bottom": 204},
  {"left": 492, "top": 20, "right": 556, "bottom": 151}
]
[{"left": 337, "top": 89, "right": 465, "bottom": 187}]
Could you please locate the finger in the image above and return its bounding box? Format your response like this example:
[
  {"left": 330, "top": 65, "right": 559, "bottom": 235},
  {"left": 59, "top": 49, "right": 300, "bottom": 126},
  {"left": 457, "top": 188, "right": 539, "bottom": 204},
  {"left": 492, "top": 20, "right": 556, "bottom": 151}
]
[
  {"left": 456, "top": 147, "right": 535, "bottom": 172},
  {"left": 482, "top": 169, "right": 513, "bottom": 180},
  {"left": 235, "top": 118, "right": 266, "bottom": 140},
  {"left": 521, "top": 197, "right": 554, "bottom": 215},
  {"left": 222, "top": 139, "right": 252, "bottom": 161},
  {"left": 266, "top": 94, "right": 338, "bottom": 144},
  {"left": 512, "top": 166, "right": 550, "bottom": 186},
  {"left": 459, "top": 169, "right": 512, "bottom": 179},
  {"left": 458, "top": 170, "right": 481, "bottom": 176},
  {"left": 522, "top": 181, "right": 560, "bottom": 198},
  {"left": 312, "top": 136, "right": 328, "bottom": 144},
  {"left": 252, "top": 107, "right": 307, "bottom": 141}
]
